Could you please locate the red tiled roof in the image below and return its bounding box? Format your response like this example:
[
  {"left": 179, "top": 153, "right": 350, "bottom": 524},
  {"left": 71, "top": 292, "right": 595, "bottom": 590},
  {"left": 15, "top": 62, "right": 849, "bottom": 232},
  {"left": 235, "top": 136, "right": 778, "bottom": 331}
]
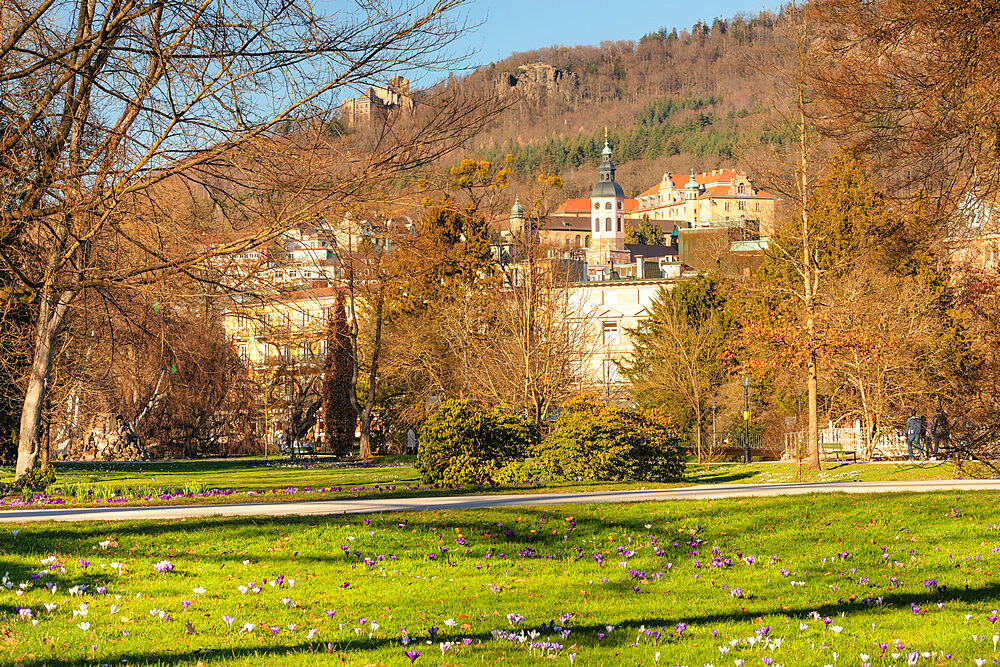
[
  {"left": 702, "top": 185, "right": 731, "bottom": 198},
  {"left": 553, "top": 198, "right": 592, "bottom": 214}
]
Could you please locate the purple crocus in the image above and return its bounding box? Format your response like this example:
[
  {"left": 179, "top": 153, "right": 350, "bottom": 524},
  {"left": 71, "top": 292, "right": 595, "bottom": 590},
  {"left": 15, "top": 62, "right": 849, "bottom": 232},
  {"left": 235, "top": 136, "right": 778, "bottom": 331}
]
[
  {"left": 78, "top": 559, "right": 90, "bottom": 571},
  {"left": 404, "top": 650, "right": 421, "bottom": 663},
  {"left": 675, "top": 622, "right": 687, "bottom": 636},
  {"left": 181, "top": 600, "right": 192, "bottom": 610}
]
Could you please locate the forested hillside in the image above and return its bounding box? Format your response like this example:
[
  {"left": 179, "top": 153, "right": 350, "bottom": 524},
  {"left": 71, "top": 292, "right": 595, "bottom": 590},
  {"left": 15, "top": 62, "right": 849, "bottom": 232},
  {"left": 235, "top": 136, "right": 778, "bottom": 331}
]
[{"left": 453, "top": 11, "right": 788, "bottom": 198}]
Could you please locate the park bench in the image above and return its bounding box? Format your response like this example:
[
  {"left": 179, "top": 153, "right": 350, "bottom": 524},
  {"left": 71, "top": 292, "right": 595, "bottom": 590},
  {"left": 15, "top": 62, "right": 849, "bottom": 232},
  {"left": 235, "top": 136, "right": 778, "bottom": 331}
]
[
  {"left": 820, "top": 442, "right": 857, "bottom": 463},
  {"left": 281, "top": 441, "right": 317, "bottom": 461}
]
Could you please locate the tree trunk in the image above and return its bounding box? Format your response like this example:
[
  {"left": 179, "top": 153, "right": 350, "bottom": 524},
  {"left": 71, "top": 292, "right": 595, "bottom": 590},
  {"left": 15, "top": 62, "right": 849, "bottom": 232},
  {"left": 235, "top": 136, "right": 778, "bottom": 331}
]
[
  {"left": 694, "top": 404, "right": 703, "bottom": 464},
  {"left": 798, "top": 80, "right": 821, "bottom": 472},
  {"left": 807, "top": 348, "right": 820, "bottom": 470},
  {"left": 15, "top": 290, "right": 73, "bottom": 479},
  {"left": 358, "top": 290, "right": 384, "bottom": 460}
]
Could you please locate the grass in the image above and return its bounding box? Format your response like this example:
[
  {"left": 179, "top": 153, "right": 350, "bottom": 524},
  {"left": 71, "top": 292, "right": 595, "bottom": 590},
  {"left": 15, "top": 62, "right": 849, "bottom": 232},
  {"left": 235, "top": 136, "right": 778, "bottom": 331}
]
[
  {"left": 2, "top": 491, "right": 999, "bottom": 665},
  {"left": 0, "top": 457, "right": 986, "bottom": 511}
]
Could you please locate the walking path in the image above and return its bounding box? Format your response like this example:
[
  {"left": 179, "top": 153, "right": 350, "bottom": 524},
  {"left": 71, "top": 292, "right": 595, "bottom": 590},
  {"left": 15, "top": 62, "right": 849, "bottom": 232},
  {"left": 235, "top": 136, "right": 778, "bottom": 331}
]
[{"left": 1, "top": 478, "right": 997, "bottom": 524}]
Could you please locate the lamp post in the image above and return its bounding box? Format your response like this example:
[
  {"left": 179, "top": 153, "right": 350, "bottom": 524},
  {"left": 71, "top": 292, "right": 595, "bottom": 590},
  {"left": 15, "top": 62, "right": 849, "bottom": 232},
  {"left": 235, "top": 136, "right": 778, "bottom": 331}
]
[
  {"left": 741, "top": 374, "right": 752, "bottom": 464},
  {"left": 711, "top": 398, "right": 717, "bottom": 455}
]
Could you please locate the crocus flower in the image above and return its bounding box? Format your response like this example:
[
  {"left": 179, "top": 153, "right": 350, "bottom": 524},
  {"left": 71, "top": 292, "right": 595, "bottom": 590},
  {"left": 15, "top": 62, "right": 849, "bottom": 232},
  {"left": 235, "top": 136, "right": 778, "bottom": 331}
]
[
  {"left": 152, "top": 560, "right": 174, "bottom": 574},
  {"left": 222, "top": 615, "right": 235, "bottom": 627},
  {"left": 404, "top": 650, "right": 421, "bottom": 663}
]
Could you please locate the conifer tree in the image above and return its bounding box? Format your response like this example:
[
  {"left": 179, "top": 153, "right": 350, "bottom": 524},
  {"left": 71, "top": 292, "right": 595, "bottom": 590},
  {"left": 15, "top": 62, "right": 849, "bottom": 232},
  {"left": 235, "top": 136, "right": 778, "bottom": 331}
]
[{"left": 322, "top": 293, "right": 356, "bottom": 457}]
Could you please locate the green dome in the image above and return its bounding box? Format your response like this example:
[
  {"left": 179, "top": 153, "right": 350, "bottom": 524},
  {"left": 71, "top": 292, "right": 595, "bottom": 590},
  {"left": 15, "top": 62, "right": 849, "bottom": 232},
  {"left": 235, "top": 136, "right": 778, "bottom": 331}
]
[
  {"left": 685, "top": 171, "right": 700, "bottom": 189},
  {"left": 510, "top": 196, "right": 525, "bottom": 218}
]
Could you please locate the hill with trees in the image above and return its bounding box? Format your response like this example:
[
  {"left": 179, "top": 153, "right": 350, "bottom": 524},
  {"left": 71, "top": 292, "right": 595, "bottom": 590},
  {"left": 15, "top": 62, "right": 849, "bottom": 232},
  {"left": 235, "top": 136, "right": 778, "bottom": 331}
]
[{"left": 451, "top": 11, "right": 788, "bottom": 198}]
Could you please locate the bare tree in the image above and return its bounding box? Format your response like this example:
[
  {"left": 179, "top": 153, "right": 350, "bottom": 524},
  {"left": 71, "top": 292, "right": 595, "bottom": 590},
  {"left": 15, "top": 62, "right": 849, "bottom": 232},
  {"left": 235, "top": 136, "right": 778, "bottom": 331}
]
[
  {"left": 0, "top": 0, "right": 493, "bottom": 478},
  {"left": 746, "top": 4, "right": 830, "bottom": 469}
]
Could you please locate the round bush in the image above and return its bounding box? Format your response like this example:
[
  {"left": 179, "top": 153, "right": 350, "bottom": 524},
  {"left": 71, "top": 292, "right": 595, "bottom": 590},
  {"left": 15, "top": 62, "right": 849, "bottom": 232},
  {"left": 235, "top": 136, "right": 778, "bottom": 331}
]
[
  {"left": 537, "top": 396, "right": 684, "bottom": 482},
  {"left": 416, "top": 400, "right": 539, "bottom": 484}
]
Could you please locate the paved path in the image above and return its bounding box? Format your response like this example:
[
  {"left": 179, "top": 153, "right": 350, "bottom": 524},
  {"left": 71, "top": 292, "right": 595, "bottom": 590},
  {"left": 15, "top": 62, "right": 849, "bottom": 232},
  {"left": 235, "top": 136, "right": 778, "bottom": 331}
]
[{"left": 1, "top": 478, "right": 997, "bottom": 524}]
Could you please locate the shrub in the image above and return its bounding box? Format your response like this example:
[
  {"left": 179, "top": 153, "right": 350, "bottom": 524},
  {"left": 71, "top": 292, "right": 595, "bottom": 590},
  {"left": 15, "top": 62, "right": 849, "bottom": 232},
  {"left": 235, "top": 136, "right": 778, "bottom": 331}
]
[
  {"left": 537, "top": 396, "right": 684, "bottom": 482},
  {"left": 494, "top": 458, "right": 552, "bottom": 485},
  {"left": 416, "top": 400, "right": 539, "bottom": 484},
  {"left": 13, "top": 464, "right": 56, "bottom": 492}
]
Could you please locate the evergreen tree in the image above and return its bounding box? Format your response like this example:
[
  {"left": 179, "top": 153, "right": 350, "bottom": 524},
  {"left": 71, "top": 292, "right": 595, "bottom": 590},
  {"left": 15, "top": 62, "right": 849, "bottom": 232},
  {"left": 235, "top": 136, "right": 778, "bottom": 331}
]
[
  {"left": 322, "top": 292, "right": 356, "bottom": 457},
  {"left": 625, "top": 214, "right": 666, "bottom": 245}
]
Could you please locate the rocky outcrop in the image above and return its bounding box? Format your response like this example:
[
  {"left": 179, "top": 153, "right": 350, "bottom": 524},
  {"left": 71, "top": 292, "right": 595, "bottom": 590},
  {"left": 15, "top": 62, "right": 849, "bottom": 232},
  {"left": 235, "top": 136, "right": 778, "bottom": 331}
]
[
  {"left": 495, "top": 62, "right": 578, "bottom": 101},
  {"left": 56, "top": 414, "right": 152, "bottom": 461}
]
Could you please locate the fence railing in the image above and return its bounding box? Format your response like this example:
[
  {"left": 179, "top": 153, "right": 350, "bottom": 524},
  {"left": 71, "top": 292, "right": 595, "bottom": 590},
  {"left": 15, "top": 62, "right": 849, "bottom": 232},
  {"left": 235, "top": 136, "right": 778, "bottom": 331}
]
[
  {"left": 784, "top": 424, "right": 909, "bottom": 461},
  {"left": 682, "top": 431, "right": 773, "bottom": 461}
]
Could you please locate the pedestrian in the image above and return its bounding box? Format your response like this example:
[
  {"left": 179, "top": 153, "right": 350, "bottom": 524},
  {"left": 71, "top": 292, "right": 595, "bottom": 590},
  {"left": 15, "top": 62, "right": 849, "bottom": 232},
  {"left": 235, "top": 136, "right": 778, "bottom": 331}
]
[
  {"left": 905, "top": 410, "right": 923, "bottom": 461},
  {"left": 406, "top": 428, "right": 417, "bottom": 455},
  {"left": 932, "top": 409, "right": 950, "bottom": 460},
  {"left": 921, "top": 415, "right": 931, "bottom": 460}
]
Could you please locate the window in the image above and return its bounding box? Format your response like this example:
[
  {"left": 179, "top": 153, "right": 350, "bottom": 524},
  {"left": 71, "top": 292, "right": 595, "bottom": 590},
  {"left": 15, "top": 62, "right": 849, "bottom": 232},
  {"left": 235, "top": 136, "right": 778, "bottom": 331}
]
[
  {"left": 594, "top": 217, "right": 599, "bottom": 233},
  {"left": 724, "top": 201, "right": 730, "bottom": 211},
  {"left": 602, "top": 322, "right": 618, "bottom": 346},
  {"left": 575, "top": 234, "right": 581, "bottom": 246},
  {"left": 617, "top": 201, "right": 622, "bottom": 209},
  {"left": 738, "top": 201, "right": 746, "bottom": 211},
  {"left": 605, "top": 217, "right": 612, "bottom": 232},
  {"left": 617, "top": 217, "right": 621, "bottom": 232},
  {"left": 585, "top": 235, "right": 590, "bottom": 248},
  {"left": 605, "top": 201, "right": 612, "bottom": 209},
  {"left": 237, "top": 345, "right": 248, "bottom": 363},
  {"left": 755, "top": 202, "right": 761, "bottom": 211},
  {"left": 603, "top": 359, "right": 620, "bottom": 385},
  {"left": 737, "top": 184, "right": 746, "bottom": 195}
]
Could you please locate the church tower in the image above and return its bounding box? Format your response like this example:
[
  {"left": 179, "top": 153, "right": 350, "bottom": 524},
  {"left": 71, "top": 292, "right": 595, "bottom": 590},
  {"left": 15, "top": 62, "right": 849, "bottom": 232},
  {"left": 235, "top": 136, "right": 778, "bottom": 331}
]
[{"left": 589, "top": 137, "right": 625, "bottom": 255}]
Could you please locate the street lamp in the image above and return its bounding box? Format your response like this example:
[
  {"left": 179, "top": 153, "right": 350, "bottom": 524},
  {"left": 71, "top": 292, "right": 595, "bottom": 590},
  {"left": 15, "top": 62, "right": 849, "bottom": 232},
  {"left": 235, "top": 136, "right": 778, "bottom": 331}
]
[
  {"left": 741, "top": 373, "right": 752, "bottom": 464},
  {"left": 711, "top": 398, "right": 717, "bottom": 454}
]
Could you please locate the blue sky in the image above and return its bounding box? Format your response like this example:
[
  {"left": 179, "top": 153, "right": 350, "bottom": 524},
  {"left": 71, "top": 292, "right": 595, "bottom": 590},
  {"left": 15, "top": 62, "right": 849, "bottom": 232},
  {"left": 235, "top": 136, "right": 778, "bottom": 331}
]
[{"left": 454, "top": 0, "right": 782, "bottom": 67}]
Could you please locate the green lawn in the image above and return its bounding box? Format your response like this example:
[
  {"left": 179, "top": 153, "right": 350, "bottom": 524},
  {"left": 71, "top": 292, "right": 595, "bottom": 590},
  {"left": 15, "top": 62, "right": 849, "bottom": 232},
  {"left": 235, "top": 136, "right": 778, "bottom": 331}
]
[
  {"left": 0, "top": 458, "right": 983, "bottom": 511},
  {"left": 2, "top": 492, "right": 998, "bottom": 665}
]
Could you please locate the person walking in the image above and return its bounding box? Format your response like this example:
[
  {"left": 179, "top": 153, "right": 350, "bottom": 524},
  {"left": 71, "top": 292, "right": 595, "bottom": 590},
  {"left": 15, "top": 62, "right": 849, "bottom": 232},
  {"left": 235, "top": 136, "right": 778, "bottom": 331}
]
[
  {"left": 905, "top": 410, "right": 923, "bottom": 461},
  {"left": 932, "top": 409, "right": 950, "bottom": 460}
]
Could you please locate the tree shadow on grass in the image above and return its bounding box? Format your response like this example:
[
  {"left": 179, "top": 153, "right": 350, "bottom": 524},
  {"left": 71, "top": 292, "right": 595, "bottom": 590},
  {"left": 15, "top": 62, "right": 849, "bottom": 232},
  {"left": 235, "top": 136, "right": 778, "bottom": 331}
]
[{"left": 13, "top": 581, "right": 1000, "bottom": 666}]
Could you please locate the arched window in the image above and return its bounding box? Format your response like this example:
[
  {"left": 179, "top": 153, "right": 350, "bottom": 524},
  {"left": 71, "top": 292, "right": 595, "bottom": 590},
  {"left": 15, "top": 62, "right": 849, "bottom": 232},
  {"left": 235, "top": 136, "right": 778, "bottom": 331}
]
[
  {"left": 605, "top": 217, "right": 612, "bottom": 232},
  {"left": 617, "top": 217, "right": 622, "bottom": 232},
  {"left": 605, "top": 201, "right": 612, "bottom": 209},
  {"left": 617, "top": 201, "right": 622, "bottom": 210},
  {"left": 585, "top": 234, "right": 590, "bottom": 248},
  {"left": 593, "top": 217, "right": 599, "bottom": 233},
  {"left": 737, "top": 184, "right": 746, "bottom": 195},
  {"left": 575, "top": 234, "right": 581, "bottom": 246}
]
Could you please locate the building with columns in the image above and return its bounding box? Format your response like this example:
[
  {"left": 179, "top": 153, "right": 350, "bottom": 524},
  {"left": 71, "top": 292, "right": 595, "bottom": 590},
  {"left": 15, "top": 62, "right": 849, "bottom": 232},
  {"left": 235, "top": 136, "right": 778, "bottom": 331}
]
[{"left": 633, "top": 168, "right": 776, "bottom": 236}]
